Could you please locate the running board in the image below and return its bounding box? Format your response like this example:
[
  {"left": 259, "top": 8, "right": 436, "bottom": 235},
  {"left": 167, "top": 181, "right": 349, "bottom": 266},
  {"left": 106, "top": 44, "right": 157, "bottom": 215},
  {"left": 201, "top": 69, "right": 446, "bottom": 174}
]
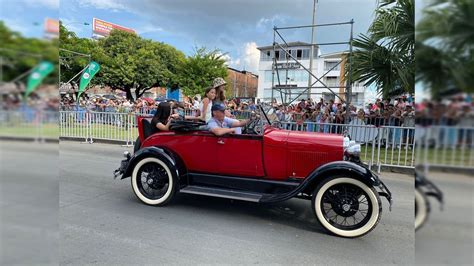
[{"left": 179, "top": 186, "right": 262, "bottom": 202}]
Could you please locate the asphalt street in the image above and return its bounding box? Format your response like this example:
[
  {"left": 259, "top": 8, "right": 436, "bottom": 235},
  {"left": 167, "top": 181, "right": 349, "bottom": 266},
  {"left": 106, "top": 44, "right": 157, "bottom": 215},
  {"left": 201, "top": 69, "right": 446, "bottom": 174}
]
[
  {"left": 1, "top": 141, "right": 59, "bottom": 265},
  {"left": 57, "top": 141, "right": 415, "bottom": 265},
  {"left": 415, "top": 172, "right": 473, "bottom": 265}
]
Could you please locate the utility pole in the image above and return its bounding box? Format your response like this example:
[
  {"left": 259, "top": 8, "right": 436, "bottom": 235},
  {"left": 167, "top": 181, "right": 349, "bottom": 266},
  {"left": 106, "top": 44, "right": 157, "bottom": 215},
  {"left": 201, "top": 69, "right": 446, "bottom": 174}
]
[{"left": 307, "top": 0, "right": 318, "bottom": 99}]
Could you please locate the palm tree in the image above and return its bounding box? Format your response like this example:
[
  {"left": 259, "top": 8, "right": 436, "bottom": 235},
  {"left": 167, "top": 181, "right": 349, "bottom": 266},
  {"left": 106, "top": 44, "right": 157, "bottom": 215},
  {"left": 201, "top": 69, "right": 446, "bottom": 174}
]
[
  {"left": 416, "top": 0, "right": 474, "bottom": 98},
  {"left": 349, "top": 0, "right": 414, "bottom": 98}
]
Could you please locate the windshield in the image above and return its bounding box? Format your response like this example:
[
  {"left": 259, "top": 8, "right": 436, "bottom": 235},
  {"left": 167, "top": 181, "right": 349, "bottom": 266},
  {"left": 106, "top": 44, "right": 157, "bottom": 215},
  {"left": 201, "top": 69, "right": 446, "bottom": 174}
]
[{"left": 258, "top": 103, "right": 279, "bottom": 124}]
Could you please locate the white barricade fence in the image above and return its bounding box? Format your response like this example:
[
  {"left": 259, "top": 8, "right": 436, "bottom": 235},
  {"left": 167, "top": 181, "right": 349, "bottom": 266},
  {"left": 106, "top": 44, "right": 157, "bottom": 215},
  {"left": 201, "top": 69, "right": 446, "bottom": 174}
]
[
  {"left": 60, "top": 111, "right": 142, "bottom": 145},
  {"left": 415, "top": 125, "right": 474, "bottom": 170},
  {"left": 280, "top": 121, "right": 416, "bottom": 172},
  {"left": 3, "top": 109, "right": 469, "bottom": 173},
  {"left": 1, "top": 110, "right": 59, "bottom": 142}
]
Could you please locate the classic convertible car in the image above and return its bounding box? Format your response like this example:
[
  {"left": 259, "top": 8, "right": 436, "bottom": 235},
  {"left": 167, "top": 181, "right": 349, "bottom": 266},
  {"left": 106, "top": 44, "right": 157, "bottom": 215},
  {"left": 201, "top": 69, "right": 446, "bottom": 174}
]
[{"left": 114, "top": 106, "right": 392, "bottom": 238}]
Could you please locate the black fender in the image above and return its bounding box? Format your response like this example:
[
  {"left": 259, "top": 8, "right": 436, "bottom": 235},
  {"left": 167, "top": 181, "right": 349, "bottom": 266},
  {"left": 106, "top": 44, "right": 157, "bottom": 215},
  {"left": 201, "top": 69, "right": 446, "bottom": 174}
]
[
  {"left": 415, "top": 171, "right": 443, "bottom": 207},
  {"left": 260, "top": 161, "right": 387, "bottom": 203},
  {"left": 120, "top": 146, "right": 185, "bottom": 181},
  {"left": 301, "top": 161, "right": 380, "bottom": 194}
]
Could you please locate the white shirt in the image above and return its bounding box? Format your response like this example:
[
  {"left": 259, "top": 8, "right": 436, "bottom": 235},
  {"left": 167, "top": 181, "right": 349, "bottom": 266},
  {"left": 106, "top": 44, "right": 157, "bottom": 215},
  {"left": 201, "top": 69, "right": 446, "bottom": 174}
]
[{"left": 199, "top": 99, "right": 213, "bottom": 123}]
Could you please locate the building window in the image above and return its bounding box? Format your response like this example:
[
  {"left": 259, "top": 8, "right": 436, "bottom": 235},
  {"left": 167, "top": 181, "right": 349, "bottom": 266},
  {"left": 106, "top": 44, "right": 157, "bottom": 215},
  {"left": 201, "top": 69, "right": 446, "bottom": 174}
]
[
  {"left": 325, "top": 77, "right": 339, "bottom": 87},
  {"left": 260, "top": 50, "right": 273, "bottom": 61},
  {"left": 274, "top": 50, "right": 280, "bottom": 61},
  {"left": 302, "top": 49, "right": 309, "bottom": 59},
  {"left": 296, "top": 49, "right": 303, "bottom": 60},
  {"left": 324, "top": 61, "right": 341, "bottom": 71}
]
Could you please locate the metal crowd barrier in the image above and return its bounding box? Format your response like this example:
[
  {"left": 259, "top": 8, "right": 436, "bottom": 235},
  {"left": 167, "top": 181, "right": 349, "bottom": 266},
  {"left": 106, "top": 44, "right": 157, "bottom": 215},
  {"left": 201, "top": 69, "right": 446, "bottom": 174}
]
[
  {"left": 280, "top": 121, "right": 417, "bottom": 171},
  {"left": 59, "top": 111, "right": 139, "bottom": 145},
  {"left": 3, "top": 110, "right": 472, "bottom": 173},
  {"left": 0, "top": 110, "right": 59, "bottom": 142}
]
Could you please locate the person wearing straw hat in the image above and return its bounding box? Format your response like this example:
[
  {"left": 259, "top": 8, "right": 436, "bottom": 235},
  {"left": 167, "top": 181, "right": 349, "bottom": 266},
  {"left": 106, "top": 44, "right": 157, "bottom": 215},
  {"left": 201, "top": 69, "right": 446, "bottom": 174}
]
[
  {"left": 212, "top": 77, "right": 227, "bottom": 106},
  {"left": 212, "top": 77, "right": 236, "bottom": 118}
]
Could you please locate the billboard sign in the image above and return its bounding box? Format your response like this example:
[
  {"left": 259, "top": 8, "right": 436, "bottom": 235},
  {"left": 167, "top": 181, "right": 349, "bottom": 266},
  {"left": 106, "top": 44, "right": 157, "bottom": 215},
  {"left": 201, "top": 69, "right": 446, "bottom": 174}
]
[
  {"left": 92, "top": 18, "right": 135, "bottom": 37},
  {"left": 44, "top": 18, "right": 59, "bottom": 38}
]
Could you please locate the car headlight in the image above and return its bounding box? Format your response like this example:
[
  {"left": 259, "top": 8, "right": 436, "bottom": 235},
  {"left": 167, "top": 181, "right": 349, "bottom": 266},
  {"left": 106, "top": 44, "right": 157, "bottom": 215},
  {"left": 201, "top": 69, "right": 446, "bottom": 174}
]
[{"left": 343, "top": 137, "right": 361, "bottom": 162}]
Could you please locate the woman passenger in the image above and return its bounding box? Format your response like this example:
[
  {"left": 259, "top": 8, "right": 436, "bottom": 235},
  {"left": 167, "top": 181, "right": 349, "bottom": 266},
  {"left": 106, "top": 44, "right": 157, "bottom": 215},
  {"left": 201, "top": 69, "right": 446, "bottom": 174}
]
[
  {"left": 150, "top": 102, "right": 179, "bottom": 133},
  {"left": 185, "top": 87, "right": 216, "bottom": 123}
]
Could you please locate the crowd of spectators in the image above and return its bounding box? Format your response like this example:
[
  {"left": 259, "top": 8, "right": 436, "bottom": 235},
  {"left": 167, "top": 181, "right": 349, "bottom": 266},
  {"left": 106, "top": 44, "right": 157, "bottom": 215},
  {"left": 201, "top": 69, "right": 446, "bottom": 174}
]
[
  {"left": 1, "top": 92, "right": 59, "bottom": 112},
  {"left": 266, "top": 96, "right": 417, "bottom": 129},
  {"left": 56, "top": 93, "right": 474, "bottom": 128}
]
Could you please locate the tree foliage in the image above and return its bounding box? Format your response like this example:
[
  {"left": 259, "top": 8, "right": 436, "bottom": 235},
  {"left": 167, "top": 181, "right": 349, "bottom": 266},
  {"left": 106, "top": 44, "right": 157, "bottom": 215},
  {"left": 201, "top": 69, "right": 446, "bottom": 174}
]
[
  {"left": 177, "top": 47, "right": 228, "bottom": 97},
  {"left": 416, "top": 0, "right": 474, "bottom": 98},
  {"left": 0, "top": 21, "right": 58, "bottom": 84},
  {"left": 349, "top": 0, "right": 414, "bottom": 98},
  {"left": 59, "top": 24, "right": 227, "bottom": 101}
]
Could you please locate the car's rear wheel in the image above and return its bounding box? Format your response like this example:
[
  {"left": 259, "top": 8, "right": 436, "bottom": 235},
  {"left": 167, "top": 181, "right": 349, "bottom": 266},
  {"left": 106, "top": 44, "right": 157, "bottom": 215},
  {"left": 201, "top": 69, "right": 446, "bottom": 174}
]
[
  {"left": 131, "top": 157, "right": 177, "bottom": 206},
  {"left": 415, "top": 188, "right": 429, "bottom": 231},
  {"left": 312, "top": 176, "right": 382, "bottom": 238}
]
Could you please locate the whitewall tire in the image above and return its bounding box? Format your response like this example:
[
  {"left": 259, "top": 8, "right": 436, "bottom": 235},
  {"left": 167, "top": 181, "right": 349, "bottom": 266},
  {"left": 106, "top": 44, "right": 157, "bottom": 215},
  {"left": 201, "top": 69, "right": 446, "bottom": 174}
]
[
  {"left": 131, "top": 157, "right": 176, "bottom": 206},
  {"left": 415, "top": 188, "right": 429, "bottom": 231},
  {"left": 312, "top": 177, "right": 382, "bottom": 238}
]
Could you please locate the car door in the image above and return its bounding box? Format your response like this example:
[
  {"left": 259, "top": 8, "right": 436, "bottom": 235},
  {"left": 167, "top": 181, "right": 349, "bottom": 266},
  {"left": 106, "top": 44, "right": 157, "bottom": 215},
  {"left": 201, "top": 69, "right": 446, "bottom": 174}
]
[
  {"left": 216, "top": 134, "right": 265, "bottom": 177},
  {"left": 163, "top": 131, "right": 218, "bottom": 174}
]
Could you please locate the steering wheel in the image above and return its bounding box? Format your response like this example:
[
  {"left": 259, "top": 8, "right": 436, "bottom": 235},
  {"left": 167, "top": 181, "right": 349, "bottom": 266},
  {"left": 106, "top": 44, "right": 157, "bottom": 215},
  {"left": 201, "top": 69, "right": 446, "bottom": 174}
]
[
  {"left": 242, "top": 113, "right": 261, "bottom": 135},
  {"left": 271, "top": 121, "right": 283, "bottom": 129}
]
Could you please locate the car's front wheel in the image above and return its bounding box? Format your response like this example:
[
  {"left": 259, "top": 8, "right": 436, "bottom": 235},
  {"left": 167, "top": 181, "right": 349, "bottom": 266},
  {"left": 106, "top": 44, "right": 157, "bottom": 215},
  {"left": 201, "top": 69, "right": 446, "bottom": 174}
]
[
  {"left": 131, "top": 157, "right": 177, "bottom": 206},
  {"left": 312, "top": 176, "right": 382, "bottom": 238}
]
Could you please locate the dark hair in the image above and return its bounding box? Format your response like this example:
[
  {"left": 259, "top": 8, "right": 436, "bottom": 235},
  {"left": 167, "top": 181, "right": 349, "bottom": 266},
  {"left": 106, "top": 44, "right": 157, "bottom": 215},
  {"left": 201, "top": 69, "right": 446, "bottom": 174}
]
[
  {"left": 152, "top": 102, "right": 172, "bottom": 126},
  {"left": 214, "top": 86, "right": 226, "bottom": 102},
  {"left": 204, "top": 87, "right": 215, "bottom": 99}
]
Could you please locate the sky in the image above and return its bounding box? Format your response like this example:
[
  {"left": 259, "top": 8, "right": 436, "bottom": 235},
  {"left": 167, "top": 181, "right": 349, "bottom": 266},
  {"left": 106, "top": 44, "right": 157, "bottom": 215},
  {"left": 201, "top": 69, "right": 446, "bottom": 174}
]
[{"left": 1, "top": 0, "right": 379, "bottom": 74}]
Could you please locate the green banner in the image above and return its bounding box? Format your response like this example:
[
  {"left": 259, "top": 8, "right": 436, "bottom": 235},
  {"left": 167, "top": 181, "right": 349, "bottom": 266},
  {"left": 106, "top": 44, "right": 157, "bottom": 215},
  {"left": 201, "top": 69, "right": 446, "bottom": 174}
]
[
  {"left": 78, "top": 61, "right": 100, "bottom": 98},
  {"left": 24, "top": 61, "right": 54, "bottom": 98}
]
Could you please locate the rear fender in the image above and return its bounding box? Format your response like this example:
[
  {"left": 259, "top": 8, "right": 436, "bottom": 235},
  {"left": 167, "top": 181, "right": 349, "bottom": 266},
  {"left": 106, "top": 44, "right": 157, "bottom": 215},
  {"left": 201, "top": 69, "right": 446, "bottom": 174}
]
[{"left": 121, "top": 147, "right": 179, "bottom": 180}]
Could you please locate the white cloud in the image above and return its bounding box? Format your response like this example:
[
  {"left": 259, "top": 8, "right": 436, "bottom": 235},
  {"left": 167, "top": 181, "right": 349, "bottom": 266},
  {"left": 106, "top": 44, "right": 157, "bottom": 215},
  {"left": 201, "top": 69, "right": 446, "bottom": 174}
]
[
  {"left": 222, "top": 42, "right": 259, "bottom": 73},
  {"left": 136, "top": 24, "right": 164, "bottom": 35},
  {"left": 218, "top": 52, "right": 241, "bottom": 69},
  {"left": 256, "top": 15, "right": 286, "bottom": 30},
  {"left": 241, "top": 42, "right": 259, "bottom": 73}
]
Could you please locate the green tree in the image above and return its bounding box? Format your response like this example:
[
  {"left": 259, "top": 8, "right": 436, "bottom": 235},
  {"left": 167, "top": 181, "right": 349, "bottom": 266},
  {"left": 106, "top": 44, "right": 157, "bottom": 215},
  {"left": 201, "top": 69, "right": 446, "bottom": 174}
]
[
  {"left": 59, "top": 25, "right": 186, "bottom": 101},
  {"left": 0, "top": 21, "right": 58, "bottom": 84},
  {"left": 97, "top": 30, "right": 186, "bottom": 100},
  {"left": 416, "top": 0, "right": 474, "bottom": 98},
  {"left": 59, "top": 22, "right": 96, "bottom": 84},
  {"left": 349, "top": 0, "right": 414, "bottom": 98},
  {"left": 177, "top": 47, "right": 228, "bottom": 97}
]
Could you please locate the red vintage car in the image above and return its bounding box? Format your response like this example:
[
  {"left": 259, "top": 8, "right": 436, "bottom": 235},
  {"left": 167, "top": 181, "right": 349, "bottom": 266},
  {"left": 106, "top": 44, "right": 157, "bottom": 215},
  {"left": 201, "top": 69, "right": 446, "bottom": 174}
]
[{"left": 114, "top": 107, "right": 392, "bottom": 238}]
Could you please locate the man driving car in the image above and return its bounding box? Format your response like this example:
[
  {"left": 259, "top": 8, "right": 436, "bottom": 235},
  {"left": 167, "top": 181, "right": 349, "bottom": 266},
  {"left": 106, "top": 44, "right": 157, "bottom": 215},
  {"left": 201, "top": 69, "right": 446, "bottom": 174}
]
[{"left": 208, "top": 104, "right": 249, "bottom": 136}]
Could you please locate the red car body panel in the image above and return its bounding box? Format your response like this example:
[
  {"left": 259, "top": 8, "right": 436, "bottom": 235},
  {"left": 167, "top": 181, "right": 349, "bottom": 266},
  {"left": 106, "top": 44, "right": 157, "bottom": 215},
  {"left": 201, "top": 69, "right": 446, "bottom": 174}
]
[
  {"left": 286, "top": 130, "right": 343, "bottom": 178},
  {"left": 138, "top": 117, "right": 344, "bottom": 181}
]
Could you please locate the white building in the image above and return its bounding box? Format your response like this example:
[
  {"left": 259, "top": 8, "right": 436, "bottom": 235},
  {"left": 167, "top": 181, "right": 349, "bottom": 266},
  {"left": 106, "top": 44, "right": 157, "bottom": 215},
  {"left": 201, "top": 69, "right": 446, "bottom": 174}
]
[{"left": 257, "top": 41, "right": 365, "bottom": 106}]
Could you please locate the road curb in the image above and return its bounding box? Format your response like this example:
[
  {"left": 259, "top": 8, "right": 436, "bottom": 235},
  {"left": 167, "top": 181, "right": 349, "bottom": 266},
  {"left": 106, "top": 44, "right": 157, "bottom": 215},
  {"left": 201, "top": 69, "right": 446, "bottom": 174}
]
[
  {"left": 0, "top": 136, "right": 59, "bottom": 143},
  {"left": 59, "top": 137, "right": 130, "bottom": 145}
]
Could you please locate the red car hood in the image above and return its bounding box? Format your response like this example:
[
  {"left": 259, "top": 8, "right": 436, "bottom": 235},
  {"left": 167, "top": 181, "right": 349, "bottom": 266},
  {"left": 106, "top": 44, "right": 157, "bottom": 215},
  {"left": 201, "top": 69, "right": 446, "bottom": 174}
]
[{"left": 287, "top": 130, "right": 343, "bottom": 148}]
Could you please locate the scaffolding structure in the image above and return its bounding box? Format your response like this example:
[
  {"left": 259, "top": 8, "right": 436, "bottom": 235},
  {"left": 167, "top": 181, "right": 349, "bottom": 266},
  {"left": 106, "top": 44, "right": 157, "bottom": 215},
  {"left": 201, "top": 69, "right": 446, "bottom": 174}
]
[{"left": 271, "top": 20, "right": 354, "bottom": 105}]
